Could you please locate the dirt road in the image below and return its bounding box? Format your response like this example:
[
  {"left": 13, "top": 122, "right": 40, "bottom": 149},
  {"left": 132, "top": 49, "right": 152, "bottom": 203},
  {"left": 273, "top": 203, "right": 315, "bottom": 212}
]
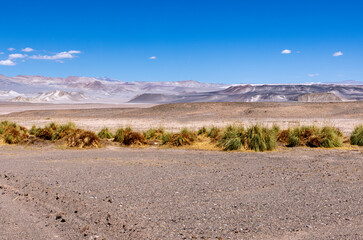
[{"left": 1, "top": 145, "right": 363, "bottom": 239}]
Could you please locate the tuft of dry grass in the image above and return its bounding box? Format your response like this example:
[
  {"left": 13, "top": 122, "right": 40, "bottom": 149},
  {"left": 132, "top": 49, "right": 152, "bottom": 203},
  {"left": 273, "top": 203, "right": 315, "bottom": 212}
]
[
  {"left": 123, "top": 131, "right": 147, "bottom": 146},
  {"left": 278, "top": 126, "right": 343, "bottom": 148},
  {"left": 169, "top": 128, "right": 197, "bottom": 147},
  {"left": 0, "top": 121, "right": 29, "bottom": 144},
  {"left": 65, "top": 129, "right": 101, "bottom": 148}
]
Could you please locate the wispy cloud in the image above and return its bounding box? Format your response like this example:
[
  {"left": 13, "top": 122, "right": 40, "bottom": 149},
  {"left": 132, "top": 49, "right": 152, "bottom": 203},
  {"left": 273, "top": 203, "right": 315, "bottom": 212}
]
[
  {"left": 308, "top": 73, "right": 320, "bottom": 77},
  {"left": 333, "top": 51, "right": 343, "bottom": 57},
  {"left": 30, "top": 50, "right": 81, "bottom": 60},
  {"left": 0, "top": 59, "right": 16, "bottom": 66},
  {"left": 8, "top": 48, "right": 15, "bottom": 51},
  {"left": 0, "top": 52, "right": 4, "bottom": 54},
  {"left": 9, "top": 53, "right": 27, "bottom": 59},
  {"left": 22, "top": 47, "right": 35, "bottom": 52},
  {"left": 149, "top": 56, "right": 157, "bottom": 60},
  {"left": 281, "top": 49, "right": 292, "bottom": 54}
]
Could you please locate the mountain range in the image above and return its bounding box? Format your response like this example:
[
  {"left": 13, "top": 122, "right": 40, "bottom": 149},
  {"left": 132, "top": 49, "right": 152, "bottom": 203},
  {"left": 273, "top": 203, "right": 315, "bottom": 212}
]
[{"left": 0, "top": 74, "right": 363, "bottom": 103}]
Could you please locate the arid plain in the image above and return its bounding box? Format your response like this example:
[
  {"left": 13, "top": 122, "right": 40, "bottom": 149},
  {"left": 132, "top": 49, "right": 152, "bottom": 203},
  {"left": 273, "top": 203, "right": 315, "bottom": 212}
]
[{"left": 1, "top": 102, "right": 363, "bottom": 239}]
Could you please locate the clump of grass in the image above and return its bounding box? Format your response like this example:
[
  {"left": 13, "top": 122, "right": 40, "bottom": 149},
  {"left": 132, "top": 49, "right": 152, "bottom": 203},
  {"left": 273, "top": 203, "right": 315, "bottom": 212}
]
[
  {"left": 218, "top": 125, "right": 245, "bottom": 151},
  {"left": 123, "top": 131, "right": 147, "bottom": 145},
  {"left": 52, "top": 122, "right": 77, "bottom": 140},
  {"left": 169, "top": 128, "right": 197, "bottom": 146},
  {"left": 280, "top": 126, "right": 343, "bottom": 148},
  {"left": 160, "top": 132, "right": 172, "bottom": 144},
  {"left": 244, "top": 125, "right": 277, "bottom": 152},
  {"left": 65, "top": 129, "right": 101, "bottom": 148},
  {"left": 98, "top": 127, "right": 114, "bottom": 139},
  {"left": 0, "top": 121, "right": 29, "bottom": 144},
  {"left": 143, "top": 128, "right": 165, "bottom": 140},
  {"left": 313, "top": 127, "right": 343, "bottom": 148},
  {"left": 197, "top": 126, "right": 207, "bottom": 135},
  {"left": 277, "top": 129, "right": 290, "bottom": 145},
  {"left": 33, "top": 122, "right": 59, "bottom": 140},
  {"left": 207, "top": 126, "right": 222, "bottom": 141},
  {"left": 114, "top": 128, "right": 132, "bottom": 143},
  {"left": 350, "top": 125, "right": 363, "bottom": 146}
]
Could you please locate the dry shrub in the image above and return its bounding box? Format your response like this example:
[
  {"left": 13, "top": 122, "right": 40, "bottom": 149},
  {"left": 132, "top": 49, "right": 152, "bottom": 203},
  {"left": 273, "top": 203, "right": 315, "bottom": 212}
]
[
  {"left": 123, "top": 131, "right": 147, "bottom": 145},
  {"left": 169, "top": 128, "right": 197, "bottom": 147},
  {"left": 277, "top": 129, "right": 290, "bottom": 145},
  {"left": 66, "top": 129, "right": 101, "bottom": 148}
]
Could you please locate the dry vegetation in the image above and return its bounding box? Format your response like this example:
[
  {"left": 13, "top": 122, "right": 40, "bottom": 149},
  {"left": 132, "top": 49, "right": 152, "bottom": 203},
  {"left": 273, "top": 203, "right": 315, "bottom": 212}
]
[{"left": 1, "top": 121, "right": 363, "bottom": 151}]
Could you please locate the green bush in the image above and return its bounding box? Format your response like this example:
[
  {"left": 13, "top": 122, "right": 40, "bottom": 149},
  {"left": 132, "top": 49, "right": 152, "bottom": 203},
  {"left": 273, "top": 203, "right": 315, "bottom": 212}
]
[
  {"left": 97, "top": 127, "right": 114, "bottom": 139},
  {"left": 351, "top": 125, "right": 363, "bottom": 146}
]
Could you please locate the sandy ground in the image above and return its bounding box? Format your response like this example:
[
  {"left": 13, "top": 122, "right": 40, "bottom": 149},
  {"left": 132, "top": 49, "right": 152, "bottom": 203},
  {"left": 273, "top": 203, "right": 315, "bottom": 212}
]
[
  {"left": 1, "top": 102, "right": 363, "bottom": 134},
  {"left": 0, "top": 101, "right": 155, "bottom": 115},
  {"left": 0, "top": 145, "right": 363, "bottom": 239}
]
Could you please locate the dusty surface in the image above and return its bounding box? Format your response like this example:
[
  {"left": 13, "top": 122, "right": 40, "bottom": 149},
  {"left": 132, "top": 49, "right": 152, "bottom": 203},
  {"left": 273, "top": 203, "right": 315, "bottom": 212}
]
[
  {"left": 0, "top": 145, "right": 363, "bottom": 239},
  {"left": 0, "top": 101, "right": 155, "bottom": 115},
  {"left": 1, "top": 102, "right": 363, "bottom": 134}
]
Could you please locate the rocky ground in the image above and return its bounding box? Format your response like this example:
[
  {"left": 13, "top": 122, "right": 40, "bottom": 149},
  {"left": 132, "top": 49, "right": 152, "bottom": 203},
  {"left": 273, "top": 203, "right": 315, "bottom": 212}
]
[{"left": 1, "top": 145, "right": 363, "bottom": 239}]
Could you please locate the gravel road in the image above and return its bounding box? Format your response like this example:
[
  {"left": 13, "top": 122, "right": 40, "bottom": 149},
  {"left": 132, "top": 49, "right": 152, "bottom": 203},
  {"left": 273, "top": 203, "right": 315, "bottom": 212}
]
[{"left": 0, "top": 146, "right": 363, "bottom": 239}]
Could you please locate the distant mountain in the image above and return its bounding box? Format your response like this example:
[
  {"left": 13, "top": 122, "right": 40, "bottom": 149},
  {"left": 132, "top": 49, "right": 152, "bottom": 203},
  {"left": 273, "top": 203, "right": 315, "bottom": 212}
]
[
  {"left": 10, "top": 90, "right": 90, "bottom": 103},
  {"left": 0, "top": 74, "right": 227, "bottom": 103},
  {"left": 131, "top": 84, "right": 363, "bottom": 103},
  {"left": 0, "top": 90, "right": 23, "bottom": 100},
  {"left": 1, "top": 74, "right": 363, "bottom": 103},
  {"left": 298, "top": 92, "right": 344, "bottom": 102},
  {"left": 128, "top": 93, "right": 175, "bottom": 103}
]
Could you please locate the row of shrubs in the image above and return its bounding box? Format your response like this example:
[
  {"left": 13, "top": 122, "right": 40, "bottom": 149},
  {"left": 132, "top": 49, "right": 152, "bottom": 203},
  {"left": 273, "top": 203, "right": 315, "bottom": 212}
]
[{"left": 1, "top": 121, "right": 363, "bottom": 151}]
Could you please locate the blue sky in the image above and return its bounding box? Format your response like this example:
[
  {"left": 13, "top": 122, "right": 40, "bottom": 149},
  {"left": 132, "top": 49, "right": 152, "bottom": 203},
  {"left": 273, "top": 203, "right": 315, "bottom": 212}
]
[{"left": 0, "top": 0, "right": 362, "bottom": 84}]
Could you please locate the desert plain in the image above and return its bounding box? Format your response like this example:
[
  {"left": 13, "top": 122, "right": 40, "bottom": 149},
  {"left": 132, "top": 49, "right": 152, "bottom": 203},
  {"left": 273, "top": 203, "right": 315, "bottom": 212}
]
[{"left": 1, "top": 101, "right": 363, "bottom": 239}]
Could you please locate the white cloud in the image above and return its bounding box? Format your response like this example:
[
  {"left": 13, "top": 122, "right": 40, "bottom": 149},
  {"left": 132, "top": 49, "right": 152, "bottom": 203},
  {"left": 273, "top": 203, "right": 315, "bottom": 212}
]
[
  {"left": 8, "top": 48, "right": 15, "bottom": 51},
  {"left": 281, "top": 49, "right": 292, "bottom": 54},
  {"left": 308, "top": 73, "right": 320, "bottom": 77},
  {"left": 30, "top": 50, "right": 81, "bottom": 60},
  {"left": 8, "top": 53, "right": 27, "bottom": 59},
  {"left": 22, "top": 47, "right": 35, "bottom": 52},
  {"left": 333, "top": 51, "right": 343, "bottom": 57},
  {"left": 0, "top": 59, "right": 16, "bottom": 66},
  {"left": 149, "top": 56, "right": 157, "bottom": 59}
]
